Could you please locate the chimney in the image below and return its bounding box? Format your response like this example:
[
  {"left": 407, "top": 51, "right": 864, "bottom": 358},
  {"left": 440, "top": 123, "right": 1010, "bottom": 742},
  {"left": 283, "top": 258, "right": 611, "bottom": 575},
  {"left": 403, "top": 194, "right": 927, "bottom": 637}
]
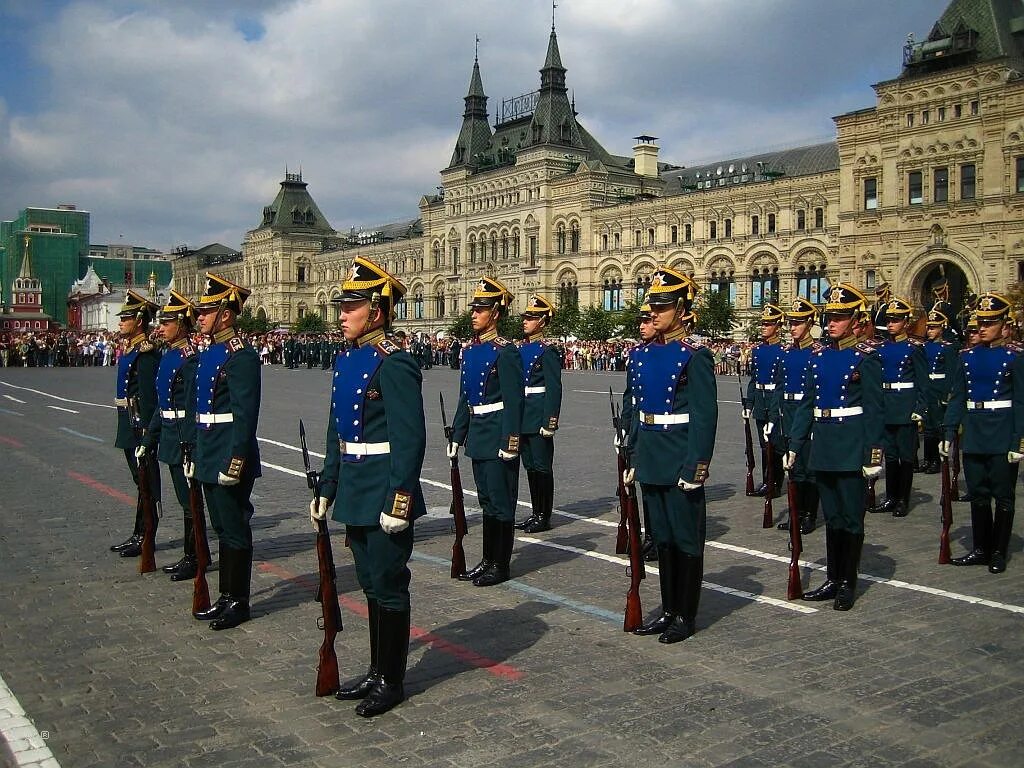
[{"left": 633, "top": 135, "right": 660, "bottom": 178}]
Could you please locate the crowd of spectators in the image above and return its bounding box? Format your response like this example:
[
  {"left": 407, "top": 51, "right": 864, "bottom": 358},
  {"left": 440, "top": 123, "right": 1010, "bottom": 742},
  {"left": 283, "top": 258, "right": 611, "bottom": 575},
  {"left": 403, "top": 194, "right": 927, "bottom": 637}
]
[{"left": 0, "top": 331, "right": 120, "bottom": 367}]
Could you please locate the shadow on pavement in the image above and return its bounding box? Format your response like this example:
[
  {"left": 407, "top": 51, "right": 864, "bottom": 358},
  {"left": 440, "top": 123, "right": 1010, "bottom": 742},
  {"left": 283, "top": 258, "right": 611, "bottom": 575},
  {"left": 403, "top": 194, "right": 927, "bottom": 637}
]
[{"left": 700, "top": 563, "right": 766, "bottom": 629}]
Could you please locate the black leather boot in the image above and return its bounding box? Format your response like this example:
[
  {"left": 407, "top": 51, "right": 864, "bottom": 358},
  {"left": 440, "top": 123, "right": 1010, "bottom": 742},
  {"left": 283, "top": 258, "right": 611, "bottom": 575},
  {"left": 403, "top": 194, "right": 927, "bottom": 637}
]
[
  {"left": 952, "top": 501, "right": 992, "bottom": 566},
  {"left": 803, "top": 527, "right": 840, "bottom": 601},
  {"left": 642, "top": 505, "right": 657, "bottom": 561},
  {"left": 659, "top": 551, "right": 700, "bottom": 644},
  {"left": 356, "top": 608, "right": 409, "bottom": 717},
  {"left": 799, "top": 483, "right": 819, "bottom": 535},
  {"left": 117, "top": 534, "right": 144, "bottom": 558},
  {"left": 211, "top": 548, "right": 252, "bottom": 630},
  {"left": 515, "top": 472, "right": 540, "bottom": 530},
  {"left": 872, "top": 460, "right": 900, "bottom": 514},
  {"left": 164, "top": 516, "right": 194, "bottom": 573},
  {"left": 336, "top": 599, "right": 381, "bottom": 700},
  {"left": 893, "top": 460, "right": 914, "bottom": 517},
  {"left": 170, "top": 555, "right": 198, "bottom": 582},
  {"left": 195, "top": 548, "right": 232, "bottom": 619},
  {"left": 112, "top": 498, "right": 145, "bottom": 552},
  {"left": 459, "top": 516, "right": 494, "bottom": 581},
  {"left": 634, "top": 545, "right": 675, "bottom": 635},
  {"left": 474, "top": 521, "right": 513, "bottom": 586},
  {"left": 834, "top": 531, "right": 863, "bottom": 611},
  {"left": 524, "top": 473, "right": 552, "bottom": 533},
  {"left": 989, "top": 502, "right": 1014, "bottom": 574}
]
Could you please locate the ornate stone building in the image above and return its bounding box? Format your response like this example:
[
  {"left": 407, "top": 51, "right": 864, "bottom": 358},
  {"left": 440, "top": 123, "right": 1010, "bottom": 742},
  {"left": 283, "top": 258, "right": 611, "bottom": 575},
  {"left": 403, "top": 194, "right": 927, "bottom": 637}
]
[{"left": 173, "top": 0, "right": 1024, "bottom": 335}]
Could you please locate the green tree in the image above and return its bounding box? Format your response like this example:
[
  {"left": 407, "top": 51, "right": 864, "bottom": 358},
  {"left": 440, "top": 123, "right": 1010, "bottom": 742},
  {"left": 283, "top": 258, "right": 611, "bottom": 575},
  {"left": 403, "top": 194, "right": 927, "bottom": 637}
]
[
  {"left": 549, "top": 303, "right": 581, "bottom": 338},
  {"left": 695, "top": 289, "right": 737, "bottom": 339},
  {"left": 445, "top": 309, "right": 521, "bottom": 340},
  {"left": 616, "top": 299, "right": 643, "bottom": 339},
  {"left": 447, "top": 311, "right": 473, "bottom": 340},
  {"left": 578, "top": 305, "right": 615, "bottom": 341},
  {"left": 236, "top": 307, "right": 271, "bottom": 334},
  {"left": 293, "top": 313, "right": 328, "bottom": 334}
]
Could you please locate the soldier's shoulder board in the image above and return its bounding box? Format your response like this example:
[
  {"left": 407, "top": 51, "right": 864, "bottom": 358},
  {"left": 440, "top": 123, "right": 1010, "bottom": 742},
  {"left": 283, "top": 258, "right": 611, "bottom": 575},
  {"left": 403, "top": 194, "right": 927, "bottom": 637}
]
[
  {"left": 227, "top": 336, "right": 246, "bottom": 354},
  {"left": 855, "top": 342, "right": 877, "bottom": 355},
  {"left": 810, "top": 341, "right": 824, "bottom": 353},
  {"left": 138, "top": 340, "right": 156, "bottom": 353},
  {"left": 682, "top": 336, "right": 705, "bottom": 349},
  {"left": 375, "top": 339, "right": 400, "bottom": 356},
  {"left": 181, "top": 344, "right": 196, "bottom": 358},
  {"left": 908, "top": 338, "right": 923, "bottom": 346},
  {"left": 493, "top": 336, "right": 510, "bottom": 347}
]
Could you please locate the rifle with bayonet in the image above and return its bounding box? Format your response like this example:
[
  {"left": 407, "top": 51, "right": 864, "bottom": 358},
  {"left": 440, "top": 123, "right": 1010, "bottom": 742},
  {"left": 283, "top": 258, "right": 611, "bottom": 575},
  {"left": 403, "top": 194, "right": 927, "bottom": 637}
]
[
  {"left": 938, "top": 449, "right": 954, "bottom": 564},
  {"left": 739, "top": 373, "right": 756, "bottom": 497},
  {"left": 610, "top": 394, "right": 645, "bottom": 632},
  {"left": 440, "top": 393, "right": 467, "bottom": 578},
  {"left": 127, "top": 396, "right": 158, "bottom": 574},
  {"left": 610, "top": 388, "right": 629, "bottom": 555},
  {"left": 781, "top": 426, "right": 803, "bottom": 599},
  {"left": 175, "top": 417, "right": 211, "bottom": 612},
  {"left": 300, "top": 419, "right": 342, "bottom": 697}
]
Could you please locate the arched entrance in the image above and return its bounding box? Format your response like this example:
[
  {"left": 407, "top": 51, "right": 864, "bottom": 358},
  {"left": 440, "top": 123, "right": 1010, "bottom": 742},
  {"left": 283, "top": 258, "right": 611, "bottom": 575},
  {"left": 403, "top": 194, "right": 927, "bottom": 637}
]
[
  {"left": 913, "top": 260, "right": 970, "bottom": 316},
  {"left": 256, "top": 307, "right": 268, "bottom": 323}
]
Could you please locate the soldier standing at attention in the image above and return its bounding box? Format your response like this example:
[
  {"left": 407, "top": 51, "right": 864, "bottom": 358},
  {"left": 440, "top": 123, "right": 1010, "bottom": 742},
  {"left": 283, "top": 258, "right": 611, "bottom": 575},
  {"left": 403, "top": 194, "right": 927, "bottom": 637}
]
[
  {"left": 625, "top": 267, "right": 717, "bottom": 644},
  {"left": 920, "top": 310, "right": 958, "bottom": 474},
  {"left": 872, "top": 297, "right": 928, "bottom": 518},
  {"left": 310, "top": 257, "right": 425, "bottom": 718},
  {"left": 744, "top": 304, "right": 785, "bottom": 498},
  {"left": 787, "top": 284, "right": 885, "bottom": 611},
  {"left": 772, "top": 297, "right": 822, "bottom": 535},
  {"left": 620, "top": 303, "right": 659, "bottom": 560},
  {"left": 110, "top": 289, "right": 163, "bottom": 558},
  {"left": 138, "top": 291, "right": 201, "bottom": 582},
  {"left": 189, "top": 274, "right": 262, "bottom": 631},
  {"left": 514, "top": 295, "right": 562, "bottom": 534},
  {"left": 449, "top": 277, "right": 524, "bottom": 587},
  {"left": 941, "top": 293, "right": 1024, "bottom": 573}
]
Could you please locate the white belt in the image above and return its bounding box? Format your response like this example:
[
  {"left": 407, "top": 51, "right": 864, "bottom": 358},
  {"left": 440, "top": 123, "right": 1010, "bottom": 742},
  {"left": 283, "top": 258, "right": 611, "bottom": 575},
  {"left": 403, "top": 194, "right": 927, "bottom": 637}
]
[
  {"left": 197, "top": 413, "right": 234, "bottom": 424},
  {"left": 783, "top": 393, "right": 804, "bottom": 401},
  {"left": 755, "top": 383, "right": 776, "bottom": 390},
  {"left": 161, "top": 409, "right": 185, "bottom": 419},
  {"left": 114, "top": 397, "right": 128, "bottom": 407},
  {"left": 524, "top": 386, "right": 546, "bottom": 395},
  {"left": 968, "top": 400, "right": 1012, "bottom": 411},
  {"left": 928, "top": 374, "right": 946, "bottom": 380},
  {"left": 883, "top": 382, "right": 914, "bottom": 390},
  {"left": 814, "top": 406, "right": 863, "bottom": 419},
  {"left": 340, "top": 440, "right": 390, "bottom": 456},
  {"left": 640, "top": 411, "right": 690, "bottom": 425},
  {"left": 470, "top": 402, "right": 504, "bottom": 415}
]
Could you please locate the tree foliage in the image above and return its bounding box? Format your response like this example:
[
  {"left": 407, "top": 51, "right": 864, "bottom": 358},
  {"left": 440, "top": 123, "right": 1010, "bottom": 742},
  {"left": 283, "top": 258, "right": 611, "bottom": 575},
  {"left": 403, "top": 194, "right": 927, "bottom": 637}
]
[
  {"left": 695, "top": 289, "right": 738, "bottom": 339},
  {"left": 236, "top": 307, "right": 271, "bottom": 335},
  {"left": 445, "top": 309, "right": 522, "bottom": 341},
  {"left": 293, "top": 313, "right": 329, "bottom": 335}
]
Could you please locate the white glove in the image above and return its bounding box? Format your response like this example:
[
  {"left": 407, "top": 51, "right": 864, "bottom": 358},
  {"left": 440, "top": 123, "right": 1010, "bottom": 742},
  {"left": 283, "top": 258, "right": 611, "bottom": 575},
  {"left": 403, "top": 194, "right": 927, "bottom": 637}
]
[
  {"left": 498, "top": 449, "right": 518, "bottom": 461},
  {"left": 379, "top": 510, "right": 410, "bottom": 534},
  {"left": 623, "top": 467, "right": 635, "bottom": 487},
  {"left": 762, "top": 423, "right": 774, "bottom": 442},
  {"left": 183, "top": 460, "right": 195, "bottom": 479},
  {"left": 613, "top": 432, "right": 623, "bottom": 449},
  {"left": 309, "top": 496, "right": 328, "bottom": 531},
  {"left": 446, "top": 442, "right": 460, "bottom": 459},
  {"left": 217, "top": 472, "right": 240, "bottom": 486},
  {"left": 134, "top": 444, "right": 147, "bottom": 459},
  {"left": 1009, "top": 452, "right": 1024, "bottom": 464},
  {"left": 742, "top": 409, "right": 752, "bottom": 420},
  {"left": 539, "top": 427, "right": 555, "bottom": 438},
  {"left": 862, "top": 465, "right": 883, "bottom": 479},
  {"left": 938, "top": 441, "right": 951, "bottom": 458},
  {"left": 678, "top": 478, "right": 702, "bottom": 491},
  {"left": 783, "top": 451, "right": 797, "bottom": 470},
  {"left": 911, "top": 412, "right": 922, "bottom": 423}
]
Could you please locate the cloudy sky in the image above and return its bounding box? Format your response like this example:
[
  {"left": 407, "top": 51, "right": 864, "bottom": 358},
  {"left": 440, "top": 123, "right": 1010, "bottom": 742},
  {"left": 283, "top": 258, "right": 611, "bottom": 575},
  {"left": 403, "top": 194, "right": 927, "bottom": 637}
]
[{"left": 0, "top": 0, "right": 945, "bottom": 250}]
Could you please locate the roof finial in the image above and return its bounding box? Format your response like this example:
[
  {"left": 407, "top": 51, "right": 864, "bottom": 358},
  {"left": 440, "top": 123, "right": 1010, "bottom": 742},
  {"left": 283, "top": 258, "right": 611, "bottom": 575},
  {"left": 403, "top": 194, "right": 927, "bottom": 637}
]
[
  {"left": 475, "top": 34, "right": 479, "bottom": 62},
  {"left": 552, "top": 0, "right": 557, "bottom": 31}
]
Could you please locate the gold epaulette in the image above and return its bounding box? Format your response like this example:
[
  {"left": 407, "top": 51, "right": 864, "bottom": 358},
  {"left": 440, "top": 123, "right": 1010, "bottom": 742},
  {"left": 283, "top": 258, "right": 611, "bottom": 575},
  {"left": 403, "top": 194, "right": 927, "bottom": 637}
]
[
  {"left": 376, "top": 339, "right": 399, "bottom": 356},
  {"left": 227, "top": 336, "right": 245, "bottom": 354}
]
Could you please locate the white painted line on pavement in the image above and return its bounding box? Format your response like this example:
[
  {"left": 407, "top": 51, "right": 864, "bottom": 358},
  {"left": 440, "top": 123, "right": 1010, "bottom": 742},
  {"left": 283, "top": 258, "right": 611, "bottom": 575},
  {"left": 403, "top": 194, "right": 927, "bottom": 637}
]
[
  {"left": 258, "top": 436, "right": 325, "bottom": 458},
  {"left": 0, "top": 381, "right": 114, "bottom": 409},
  {"left": 260, "top": 460, "right": 306, "bottom": 478},
  {"left": 58, "top": 428, "right": 103, "bottom": 443},
  {"left": 517, "top": 537, "right": 818, "bottom": 614},
  {"left": 46, "top": 406, "right": 79, "bottom": 414},
  {"left": 3, "top": 395, "right": 26, "bottom": 404},
  {"left": 0, "top": 672, "right": 61, "bottom": 767}
]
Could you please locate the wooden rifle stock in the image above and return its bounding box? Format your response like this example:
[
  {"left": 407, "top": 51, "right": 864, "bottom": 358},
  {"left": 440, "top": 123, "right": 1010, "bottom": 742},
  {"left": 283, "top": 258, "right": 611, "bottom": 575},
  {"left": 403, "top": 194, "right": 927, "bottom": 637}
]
[
  {"left": 739, "top": 376, "right": 756, "bottom": 496},
  {"left": 763, "top": 440, "right": 775, "bottom": 528},
  {"left": 950, "top": 434, "right": 961, "bottom": 500},
  {"left": 440, "top": 393, "right": 467, "bottom": 578},
  {"left": 785, "top": 468, "right": 803, "bottom": 599},
  {"left": 623, "top": 480, "right": 645, "bottom": 632},
  {"left": 127, "top": 398, "right": 157, "bottom": 574},
  {"left": 939, "top": 455, "right": 953, "bottom": 564},
  {"left": 866, "top": 476, "right": 877, "bottom": 512},
  {"left": 299, "top": 419, "right": 342, "bottom": 697},
  {"left": 610, "top": 388, "right": 628, "bottom": 555},
  {"left": 181, "top": 442, "right": 211, "bottom": 613}
]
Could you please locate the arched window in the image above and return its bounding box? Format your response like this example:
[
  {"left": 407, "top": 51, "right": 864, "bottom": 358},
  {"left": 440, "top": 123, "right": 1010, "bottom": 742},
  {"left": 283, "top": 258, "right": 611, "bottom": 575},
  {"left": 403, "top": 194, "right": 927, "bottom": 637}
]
[
  {"left": 647, "top": 228, "right": 655, "bottom": 246},
  {"left": 602, "top": 234, "right": 608, "bottom": 251},
  {"left": 670, "top": 225, "right": 678, "bottom": 244},
  {"left": 490, "top": 233, "right": 498, "bottom": 260},
  {"left": 559, "top": 276, "right": 578, "bottom": 308},
  {"left": 501, "top": 232, "right": 509, "bottom": 260},
  {"left": 557, "top": 224, "right": 566, "bottom": 255},
  {"left": 796, "top": 264, "right": 830, "bottom": 304},
  {"left": 634, "top": 274, "right": 652, "bottom": 303},
  {"left": 435, "top": 289, "right": 445, "bottom": 318},
  {"left": 709, "top": 270, "right": 736, "bottom": 306},
  {"left": 570, "top": 224, "right": 580, "bottom": 253},
  {"left": 394, "top": 299, "right": 407, "bottom": 320},
  {"left": 603, "top": 276, "right": 624, "bottom": 311},
  {"left": 432, "top": 241, "right": 441, "bottom": 268},
  {"left": 469, "top": 236, "right": 477, "bottom": 264},
  {"left": 512, "top": 229, "right": 520, "bottom": 259},
  {"left": 751, "top": 267, "right": 779, "bottom": 307},
  {"left": 414, "top": 291, "right": 425, "bottom": 319}
]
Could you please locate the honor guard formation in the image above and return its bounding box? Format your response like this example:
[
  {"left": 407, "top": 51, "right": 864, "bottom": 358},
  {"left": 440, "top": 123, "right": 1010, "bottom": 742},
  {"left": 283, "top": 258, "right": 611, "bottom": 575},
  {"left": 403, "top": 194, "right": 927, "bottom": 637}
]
[{"left": 103, "top": 256, "right": 1023, "bottom": 718}]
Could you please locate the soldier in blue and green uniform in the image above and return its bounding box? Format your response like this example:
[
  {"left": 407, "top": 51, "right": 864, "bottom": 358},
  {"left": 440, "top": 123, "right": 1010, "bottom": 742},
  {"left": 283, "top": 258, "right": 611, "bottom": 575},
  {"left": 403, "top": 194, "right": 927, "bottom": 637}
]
[
  {"left": 624, "top": 266, "right": 717, "bottom": 644},
  {"left": 189, "top": 273, "right": 262, "bottom": 631},
  {"left": 787, "top": 284, "right": 885, "bottom": 611},
  {"left": 283, "top": 334, "right": 296, "bottom": 368},
  {"left": 921, "top": 309, "right": 958, "bottom": 474},
  {"left": 449, "top": 276, "right": 524, "bottom": 587},
  {"left": 771, "top": 297, "right": 821, "bottom": 535},
  {"left": 872, "top": 297, "right": 928, "bottom": 518},
  {"left": 941, "top": 292, "right": 1024, "bottom": 574},
  {"left": 139, "top": 291, "right": 201, "bottom": 582},
  {"left": 744, "top": 304, "right": 785, "bottom": 497},
  {"left": 310, "top": 256, "right": 425, "bottom": 718},
  {"left": 620, "top": 302, "right": 658, "bottom": 560},
  {"left": 110, "top": 289, "right": 163, "bottom": 557},
  {"left": 514, "top": 294, "right": 562, "bottom": 534}
]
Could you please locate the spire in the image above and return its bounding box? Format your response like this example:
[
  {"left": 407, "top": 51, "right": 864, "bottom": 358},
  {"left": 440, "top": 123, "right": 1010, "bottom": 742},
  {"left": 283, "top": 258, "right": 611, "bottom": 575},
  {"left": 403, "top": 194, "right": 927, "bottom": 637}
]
[
  {"left": 18, "top": 235, "right": 33, "bottom": 279},
  {"left": 448, "top": 42, "right": 494, "bottom": 169},
  {"left": 529, "top": 23, "right": 581, "bottom": 149},
  {"left": 540, "top": 25, "right": 566, "bottom": 91}
]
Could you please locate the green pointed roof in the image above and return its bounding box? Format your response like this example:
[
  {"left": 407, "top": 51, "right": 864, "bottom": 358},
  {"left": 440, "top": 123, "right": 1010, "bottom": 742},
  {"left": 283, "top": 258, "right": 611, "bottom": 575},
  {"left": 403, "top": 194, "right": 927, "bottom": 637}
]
[
  {"left": 902, "top": 0, "right": 1024, "bottom": 77},
  {"left": 257, "top": 172, "right": 334, "bottom": 234},
  {"left": 448, "top": 55, "right": 494, "bottom": 169},
  {"left": 529, "top": 27, "right": 584, "bottom": 149}
]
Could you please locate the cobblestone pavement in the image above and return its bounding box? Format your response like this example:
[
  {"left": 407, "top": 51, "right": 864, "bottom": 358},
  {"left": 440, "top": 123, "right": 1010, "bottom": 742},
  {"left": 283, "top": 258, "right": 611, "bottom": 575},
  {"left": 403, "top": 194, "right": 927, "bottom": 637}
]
[{"left": 1, "top": 365, "right": 1023, "bottom": 768}]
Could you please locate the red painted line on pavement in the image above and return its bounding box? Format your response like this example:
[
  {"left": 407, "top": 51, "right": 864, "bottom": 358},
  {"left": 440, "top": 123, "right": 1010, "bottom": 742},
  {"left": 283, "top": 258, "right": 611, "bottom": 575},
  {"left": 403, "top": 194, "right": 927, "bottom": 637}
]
[
  {"left": 257, "top": 561, "right": 523, "bottom": 681},
  {"left": 0, "top": 435, "right": 24, "bottom": 448},
  {"left": 68, "top": 470, "right": 136, "bottom": 505}
]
